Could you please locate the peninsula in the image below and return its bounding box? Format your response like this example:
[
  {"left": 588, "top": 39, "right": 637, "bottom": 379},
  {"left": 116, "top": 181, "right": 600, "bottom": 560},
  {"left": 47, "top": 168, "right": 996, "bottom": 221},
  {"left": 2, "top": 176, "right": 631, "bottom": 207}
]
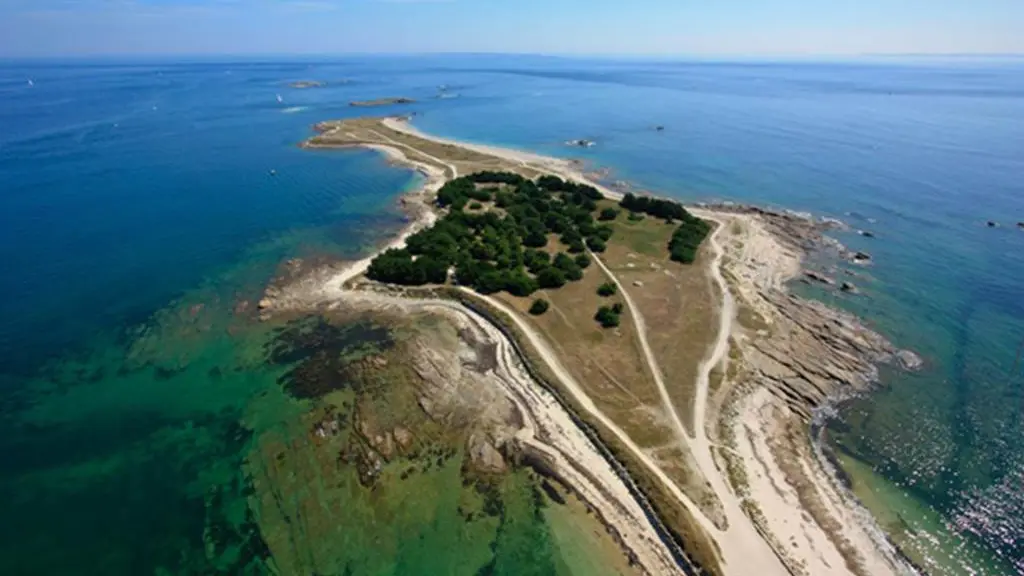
[{"left": 264, "top": 116, "right": 921, "bottom": 576}]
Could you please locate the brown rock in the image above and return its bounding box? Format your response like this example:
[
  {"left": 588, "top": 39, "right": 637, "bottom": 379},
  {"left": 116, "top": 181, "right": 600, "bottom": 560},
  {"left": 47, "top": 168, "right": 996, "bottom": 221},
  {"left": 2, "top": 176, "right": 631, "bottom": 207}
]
[
  {"left": 393, "top": 427, "right": 414, "bottom": 451},
  {"left": 257, "top": 298, "right": 273, "bottom": 310},
  {"left": 467, "top": 433, "right": 506, "bottom": 475}
]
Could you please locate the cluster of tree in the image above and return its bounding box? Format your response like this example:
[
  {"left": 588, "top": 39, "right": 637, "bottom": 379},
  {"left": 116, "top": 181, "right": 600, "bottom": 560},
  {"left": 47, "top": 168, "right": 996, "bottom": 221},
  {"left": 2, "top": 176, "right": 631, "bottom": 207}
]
[
  {"left": 595, "top": 302, "right": 625, "bottom": 328},
  {"left": 618, "top": 192, "right": 711, "bottom": 264},
  {"left": 619, "top": 192, "right": 691, "bottom": 221},
  {"left": 436, "top": 178, "right": 493, "bottom": 210},
  {"left": 366, "top": 172, "right": 614, "bottom": 298},
  {"left": 669, "top": 217, "right": 712, "bottom": 264},
  {"left": 465, "top": 171, "right": 527, "bottom": 185},
  {"left": 597, "top": 282, "right": 617, "bottom": 297}
]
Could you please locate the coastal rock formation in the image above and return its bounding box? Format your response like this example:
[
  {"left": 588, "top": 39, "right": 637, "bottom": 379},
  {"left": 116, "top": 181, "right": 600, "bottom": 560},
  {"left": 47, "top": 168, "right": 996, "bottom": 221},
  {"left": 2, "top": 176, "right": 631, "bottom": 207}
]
[
  {"left": 349, "top": 97, "right": 415, "bottom": 107},
  {"left": 746, "top": 292, "right": 901, "bottom": 419},
  {"left": 724, "top": 212, "right": 921, "bottom": 423},
  {"left": 852, "top": 251, "right": 872, "bottom": 264},
  {"left": 804, "top": 270, "right": 835, "bottom": 286},
  {"left": 467, "top": 432, "right": 508, "bottom": 475}
]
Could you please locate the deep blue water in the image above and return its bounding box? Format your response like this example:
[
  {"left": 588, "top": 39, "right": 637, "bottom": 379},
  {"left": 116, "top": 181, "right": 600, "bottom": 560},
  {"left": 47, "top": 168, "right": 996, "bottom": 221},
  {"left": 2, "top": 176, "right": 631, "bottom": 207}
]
[{"left": 1, "top": 55, "right": 1022, "bottom": 574}]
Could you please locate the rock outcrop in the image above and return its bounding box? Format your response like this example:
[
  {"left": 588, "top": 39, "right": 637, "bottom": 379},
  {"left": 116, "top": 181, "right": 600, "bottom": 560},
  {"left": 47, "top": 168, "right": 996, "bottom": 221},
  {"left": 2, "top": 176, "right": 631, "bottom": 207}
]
[
  {"left": 745, "top": 292, "right": 910, "bottom": 420},
  {"left": 804, "top": 270, "right": 836, "bottom": 286}
]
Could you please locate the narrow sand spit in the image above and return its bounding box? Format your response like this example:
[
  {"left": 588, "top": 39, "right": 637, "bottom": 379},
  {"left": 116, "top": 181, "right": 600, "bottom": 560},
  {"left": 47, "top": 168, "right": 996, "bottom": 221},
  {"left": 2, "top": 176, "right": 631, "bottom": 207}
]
[{"left": 273, "top": 118, "right": 914, "bottom": 576}]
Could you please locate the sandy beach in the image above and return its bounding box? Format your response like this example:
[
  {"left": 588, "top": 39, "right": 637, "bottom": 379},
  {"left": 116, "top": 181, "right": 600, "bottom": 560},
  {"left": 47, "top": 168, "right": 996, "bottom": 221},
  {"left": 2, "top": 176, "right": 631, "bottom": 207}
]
[{"left": 271, "top": 116, "right": 918, "bottom": 576}]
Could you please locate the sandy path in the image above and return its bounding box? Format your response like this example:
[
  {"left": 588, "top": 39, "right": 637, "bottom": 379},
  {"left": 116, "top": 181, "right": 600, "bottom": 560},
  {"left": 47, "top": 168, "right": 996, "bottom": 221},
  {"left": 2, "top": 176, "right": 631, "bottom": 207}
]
[{"left": 687, "top": 211, "right": 735, "bottom": 442}]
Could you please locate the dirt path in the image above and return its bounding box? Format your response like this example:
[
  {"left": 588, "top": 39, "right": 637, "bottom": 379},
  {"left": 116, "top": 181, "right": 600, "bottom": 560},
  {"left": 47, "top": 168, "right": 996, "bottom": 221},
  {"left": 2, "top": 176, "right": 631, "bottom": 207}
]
[
  {"left": 592, "top": 227, "right": 790, "bottom": 575},
  {"left": 688, "top": 213, "right": 735, "bottom": 443}
]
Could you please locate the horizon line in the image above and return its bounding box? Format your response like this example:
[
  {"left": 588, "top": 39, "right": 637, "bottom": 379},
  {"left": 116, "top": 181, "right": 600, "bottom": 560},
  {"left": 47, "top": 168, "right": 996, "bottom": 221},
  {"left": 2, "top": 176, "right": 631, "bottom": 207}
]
[{"left": 2, "top": 51, "right": 1024, "bottom": 63}]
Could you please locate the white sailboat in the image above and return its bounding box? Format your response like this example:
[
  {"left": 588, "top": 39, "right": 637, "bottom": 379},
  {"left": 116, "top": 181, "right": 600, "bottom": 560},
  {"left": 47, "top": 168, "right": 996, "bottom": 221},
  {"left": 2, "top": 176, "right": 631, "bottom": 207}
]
[
  {"left": 27, "top": 79, "right": 34, "bottom": 87},
  {"left": 276, "top": 94, "right": 284, "bottom": 104}
]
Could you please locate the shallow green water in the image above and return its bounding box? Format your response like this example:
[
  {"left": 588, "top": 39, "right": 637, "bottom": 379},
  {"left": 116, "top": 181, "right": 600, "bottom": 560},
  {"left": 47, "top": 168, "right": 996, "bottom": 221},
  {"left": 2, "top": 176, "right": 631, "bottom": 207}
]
[{"left": 0, "top": 221, "right": 631, "bottom": 575}]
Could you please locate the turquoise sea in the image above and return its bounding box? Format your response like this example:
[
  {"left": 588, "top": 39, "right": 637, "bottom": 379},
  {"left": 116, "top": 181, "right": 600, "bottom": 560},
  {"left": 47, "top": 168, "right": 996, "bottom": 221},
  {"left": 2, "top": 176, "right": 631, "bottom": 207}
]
[{"left": 1, "top": 56, "right": 1022, "bottom": 574}]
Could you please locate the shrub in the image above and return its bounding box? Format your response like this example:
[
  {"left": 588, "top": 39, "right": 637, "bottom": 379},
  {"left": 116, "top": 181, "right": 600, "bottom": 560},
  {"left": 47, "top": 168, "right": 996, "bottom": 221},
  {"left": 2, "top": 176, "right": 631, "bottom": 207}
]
[
  {"left": 523, "top": 229, "right": 548, "bottom": 248},
  {"left": 469, "top": 201, "right": 483, "bottom": 210},
  {"left": 612, "top": 302, "right": 624, "bottom": 314},
  {"left": 529, "top": 299, "right": 550, "bottom": 315},
  {"left": 599, "top": 207, "right": 620, "bottom": 221},
  {"left": 628, "top": 211, "right": 644, "bottom": 221},
  {"left": 553, "top": 253, "right": 583, "bottom": 281},
  {"left": 524, "top": 249, "right": 551, "bottom": 274},
  {"left": 574, "top": 253, "right": 591, "bottom": 269},
  {"left": 536, "top": 267, "right": 567, "bottom": 289},
  {"left": 586, "top": 236, "right": 607, "bottom": 253},
  {"left": 594, "top": 305, "right": 621, "bottom": 328},
  {"left": 597, "top": 282, "right": 617, "bottom": 297}
]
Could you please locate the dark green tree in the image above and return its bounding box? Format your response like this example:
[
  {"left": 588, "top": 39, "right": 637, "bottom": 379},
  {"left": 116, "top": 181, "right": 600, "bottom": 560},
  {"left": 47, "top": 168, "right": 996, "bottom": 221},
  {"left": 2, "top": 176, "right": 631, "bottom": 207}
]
[{"left": 529, "top": 299, "right": 550, "bottom": 315}]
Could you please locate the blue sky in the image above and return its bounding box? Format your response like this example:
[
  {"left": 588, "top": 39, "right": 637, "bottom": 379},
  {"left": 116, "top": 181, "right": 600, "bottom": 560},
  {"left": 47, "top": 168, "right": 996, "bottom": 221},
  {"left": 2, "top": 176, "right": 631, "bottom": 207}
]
[{"left": 2, "top": 0, "right": 1023, "bottom": 57}]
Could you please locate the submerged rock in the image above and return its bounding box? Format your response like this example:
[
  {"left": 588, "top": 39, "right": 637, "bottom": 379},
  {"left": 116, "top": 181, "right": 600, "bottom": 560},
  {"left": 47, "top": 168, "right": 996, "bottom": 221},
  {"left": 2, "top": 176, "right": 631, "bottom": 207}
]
[
  {"left": 896, "top": 349, "right": 924, "bottom": 370},
  {"left": 804, "top": 270, "right": 836, "bottom": 286},
  {"left": 987, "top": 220, "right": 999, "bottom": 228},
  {"left": 840, "top": 281, "right": 859, "bottom": 294}
]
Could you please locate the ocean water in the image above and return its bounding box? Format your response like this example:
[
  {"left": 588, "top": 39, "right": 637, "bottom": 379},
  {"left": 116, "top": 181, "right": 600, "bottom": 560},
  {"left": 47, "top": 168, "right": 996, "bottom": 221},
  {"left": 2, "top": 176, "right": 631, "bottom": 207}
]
[{"left": 1, "top": 56, "right": 1022, "bottom": 574}]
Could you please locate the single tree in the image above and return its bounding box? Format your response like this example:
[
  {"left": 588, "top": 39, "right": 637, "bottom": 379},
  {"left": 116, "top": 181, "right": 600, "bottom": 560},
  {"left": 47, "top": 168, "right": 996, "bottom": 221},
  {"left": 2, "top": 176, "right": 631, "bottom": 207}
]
[{"left": 529, "top": 299, "right": 550, "bottom": 315}]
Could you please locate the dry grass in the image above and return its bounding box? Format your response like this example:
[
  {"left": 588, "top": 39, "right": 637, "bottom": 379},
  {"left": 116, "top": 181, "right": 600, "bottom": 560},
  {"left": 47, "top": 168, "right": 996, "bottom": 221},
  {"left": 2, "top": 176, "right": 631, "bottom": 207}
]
[
  {"left": 491, "top": 214, "right": 728, "bottom": 527},
  {"left": 599, "top": 204, "right": 720, "bottom": 439},
  {"left": 307, "top": 117, "right": 542, "bottom": 179},
  {"left": 495, "top": 238, "right": 678, "bottom": 450}
]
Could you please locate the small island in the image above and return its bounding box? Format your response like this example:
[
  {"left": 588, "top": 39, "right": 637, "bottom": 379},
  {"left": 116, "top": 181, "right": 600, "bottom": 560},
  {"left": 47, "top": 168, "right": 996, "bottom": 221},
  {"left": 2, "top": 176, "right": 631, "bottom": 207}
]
[
  {"left": 349, "top": 97, "right": 416, "bottom": 107},
  {"left": 289, "top": 80, "right": 327, "bottom": 89}
]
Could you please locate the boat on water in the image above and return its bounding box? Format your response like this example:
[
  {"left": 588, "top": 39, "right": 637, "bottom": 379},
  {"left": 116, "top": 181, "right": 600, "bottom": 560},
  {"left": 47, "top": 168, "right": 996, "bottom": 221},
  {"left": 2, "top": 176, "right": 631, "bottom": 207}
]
[{"left": 276, "top": 94, "right": 284, "bottom": 103}]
